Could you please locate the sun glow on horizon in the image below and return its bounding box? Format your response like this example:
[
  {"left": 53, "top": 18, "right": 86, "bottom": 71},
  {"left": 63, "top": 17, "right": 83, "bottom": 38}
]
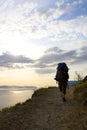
[{"left": 11, "top": 90, "right": 24, "bottom": 94}]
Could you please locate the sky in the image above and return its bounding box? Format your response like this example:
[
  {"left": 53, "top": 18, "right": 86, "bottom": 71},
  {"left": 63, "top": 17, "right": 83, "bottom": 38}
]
[{"left": 0, "top": 0, "right": 87, "bottom": 87}]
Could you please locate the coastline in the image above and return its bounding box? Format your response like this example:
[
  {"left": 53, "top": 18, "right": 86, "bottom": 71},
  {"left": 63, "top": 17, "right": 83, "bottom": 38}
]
[
  {"left": 0, "top": 88, "right": 35, "bottom": 110},
  {"left": 0, "top": 86, "right": 87, "bottom": 130}
]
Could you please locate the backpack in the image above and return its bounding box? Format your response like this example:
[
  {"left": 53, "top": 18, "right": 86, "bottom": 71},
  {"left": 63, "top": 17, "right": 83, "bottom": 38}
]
[
  {"left": 54, "top": 62, "right": 69, "bottom": 82},
  {"left": 57, "top": 62, "right": 68, "bottom": 72}
]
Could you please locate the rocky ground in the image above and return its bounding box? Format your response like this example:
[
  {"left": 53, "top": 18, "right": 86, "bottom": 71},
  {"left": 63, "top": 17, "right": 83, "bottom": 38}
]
[{"left": 0, "top": 86, "right": 87, "bottom": 130}]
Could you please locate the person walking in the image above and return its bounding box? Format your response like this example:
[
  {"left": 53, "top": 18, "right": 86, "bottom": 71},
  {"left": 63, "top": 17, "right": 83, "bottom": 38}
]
[{"left": 55, "top": 62, "right": 69, "bottom": 102}]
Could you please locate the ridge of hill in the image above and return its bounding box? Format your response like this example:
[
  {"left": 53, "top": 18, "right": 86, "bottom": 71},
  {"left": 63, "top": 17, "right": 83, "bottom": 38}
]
[{"left": 0, "top": 82, "right": 87, "bottom": 130}]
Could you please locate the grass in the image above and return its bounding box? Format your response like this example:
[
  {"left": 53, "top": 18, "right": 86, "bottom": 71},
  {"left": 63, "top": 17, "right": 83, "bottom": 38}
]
[
  {"left": 0, "top": 103, "right": 22, "bottom": 114},
  {"left": 32, "top": 87, "right": 52, "bottom": 98},
  {"left": 32, "top": 87, "right": 57, "bottom": 98},
  {"left": 0, "top": 88, "right": 51, "bottom": 114},
  {"left": 73, "top": 81, "right": 87, "bottom": 105}
]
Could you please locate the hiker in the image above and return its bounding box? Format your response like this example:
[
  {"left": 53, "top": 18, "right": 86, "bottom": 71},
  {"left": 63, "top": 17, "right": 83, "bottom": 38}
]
[{"left": 54, "top": 62, "right": 69, "bottom": 102}]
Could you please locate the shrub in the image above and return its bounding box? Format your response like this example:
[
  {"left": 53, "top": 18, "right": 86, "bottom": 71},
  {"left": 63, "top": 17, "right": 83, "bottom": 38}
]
[{"left": 74, "top": 81, "right": 87, "bottom": 104}]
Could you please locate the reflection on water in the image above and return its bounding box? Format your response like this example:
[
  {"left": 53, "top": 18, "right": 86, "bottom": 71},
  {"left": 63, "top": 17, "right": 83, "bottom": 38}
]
[
  {"left": 11, "top": 90, "right": 25, "bottom": 94},
  {"left": 0, "top": 86, "right": 37, "bottom": 110}
]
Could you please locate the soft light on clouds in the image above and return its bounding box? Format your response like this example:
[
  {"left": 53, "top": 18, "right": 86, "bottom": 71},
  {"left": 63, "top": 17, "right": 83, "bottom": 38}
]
[{"left": 0, "top": 0, "right": 87, "bottom": 86}]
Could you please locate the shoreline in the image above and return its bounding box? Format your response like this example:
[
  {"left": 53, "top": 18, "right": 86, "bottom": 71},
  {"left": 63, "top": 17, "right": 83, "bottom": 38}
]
[
  {"left": 0, "top": 85, "right": 87, "bottom": 130},
  {"left": 0, "top": 89, "right": 35, "bottom": 110}
]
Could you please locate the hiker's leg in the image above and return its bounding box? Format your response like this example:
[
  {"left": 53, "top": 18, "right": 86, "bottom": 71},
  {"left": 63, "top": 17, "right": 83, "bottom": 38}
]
[
  {"left": 62, "top": 82, "right": 67, "bottom": 101},
  {"left": 58, "top": 82, "right": 63, "bottom": 93},
  {"left": 59, "top": 82, "right": 65, "bottom": 99},
  {"left": 63, "top": 82, "right": 67, "bottom": 94}
]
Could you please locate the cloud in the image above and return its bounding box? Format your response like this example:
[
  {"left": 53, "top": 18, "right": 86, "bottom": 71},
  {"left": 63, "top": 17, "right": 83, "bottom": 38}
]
[
  {"left": 46, "top": 15, "right": 87, "bottom": 42},
  {"left": 0, "top": 0, "right": 15, "bottom": 10},
  {"left": 81, "top": 46, "right": 87, "bottom": 54},
  {"left": 72, "top": 46, "right": 87, "bottom": 64},
  {"left": 45, "top": 47, "right": 63, "bottom": 53},
  {"left": 0, "top": 52, "right": 34, "bottom": 68},
  {"left": 0, "top": 0, "right": 87, "bottom": 73},
  {"left": 0, "top": 45, "right": 87, "bottom": 74},
  {"left": 0, "top": 0, "right": 87, "bottom": 42},
  {"left": 56, "top": 0, "right": 65, "bottom": 7},
  {"left": 37, "top": 49, "right": 76, "bottom": 65},
  {"left": 17, "top": 1, "right": 37, "bottom": 13},
  {"left": 32, "top": 46, "right": 87, "bottom": 74},
  {"left": 56, "top": 0, "right": 85, "bottom": 20},
  {"left": 36, "top": 68, "right": 55, "bottom": 74},
  {"left": 56, "top": 0, "right": 83, "bottom": 8}
]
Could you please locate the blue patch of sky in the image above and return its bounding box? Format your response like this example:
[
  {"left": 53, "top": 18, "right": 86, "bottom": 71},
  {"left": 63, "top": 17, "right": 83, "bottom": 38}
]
[
  {"left": 59, "top": 0, "right": 87, "bottom": 21},
  {"left": 35, "top": 0, "right": 57, "bottom": 12},
  {"left": 16, "top": 0, "right": 57, "bottom": 9},
  {"left": 0, "top": 0, "right": 16, "bottom": 13},
  {"left": 77, "top": 33, "right": 87, "bottom": 40}
]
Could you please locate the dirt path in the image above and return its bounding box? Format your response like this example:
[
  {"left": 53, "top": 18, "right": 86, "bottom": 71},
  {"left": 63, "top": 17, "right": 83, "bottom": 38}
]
[{"left": 0, "top": 87, "right": 87, "bottom": 130}]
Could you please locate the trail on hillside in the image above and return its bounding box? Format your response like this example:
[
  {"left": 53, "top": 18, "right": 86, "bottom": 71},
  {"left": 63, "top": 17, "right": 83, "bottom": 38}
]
[{"left": 0, "top": 87, "right": 87, "bottom": 130}]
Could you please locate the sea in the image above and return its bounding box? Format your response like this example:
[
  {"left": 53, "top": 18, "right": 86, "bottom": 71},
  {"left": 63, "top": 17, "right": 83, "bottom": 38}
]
[
  {"left": 0, "top": 81, "right": 78, "bottom": 110},
  {"left": 0, "top": 86, "right": 37, "bottom": 110}
]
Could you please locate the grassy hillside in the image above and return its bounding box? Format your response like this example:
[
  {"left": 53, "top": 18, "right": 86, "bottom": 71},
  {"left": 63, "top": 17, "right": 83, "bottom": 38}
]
[
  {"left": 0, "top": 81, "right": 87, "bottom": 114},
  {"left": 0, "top": 82, "right": 87, "bottom": 130},
  {"left": 73, "top": 81, "right": 87, "bottom": 106}
]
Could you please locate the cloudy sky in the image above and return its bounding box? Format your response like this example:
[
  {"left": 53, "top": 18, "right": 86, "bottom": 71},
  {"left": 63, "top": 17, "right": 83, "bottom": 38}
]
[{"left": 0, "top": 0, "right": 87, "bottom": 87}]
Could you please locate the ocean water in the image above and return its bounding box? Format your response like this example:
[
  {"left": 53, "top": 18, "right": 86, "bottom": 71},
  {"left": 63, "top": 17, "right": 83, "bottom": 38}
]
[{"left": 0, "top": 86, "right": 37, "bottom": 110}]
